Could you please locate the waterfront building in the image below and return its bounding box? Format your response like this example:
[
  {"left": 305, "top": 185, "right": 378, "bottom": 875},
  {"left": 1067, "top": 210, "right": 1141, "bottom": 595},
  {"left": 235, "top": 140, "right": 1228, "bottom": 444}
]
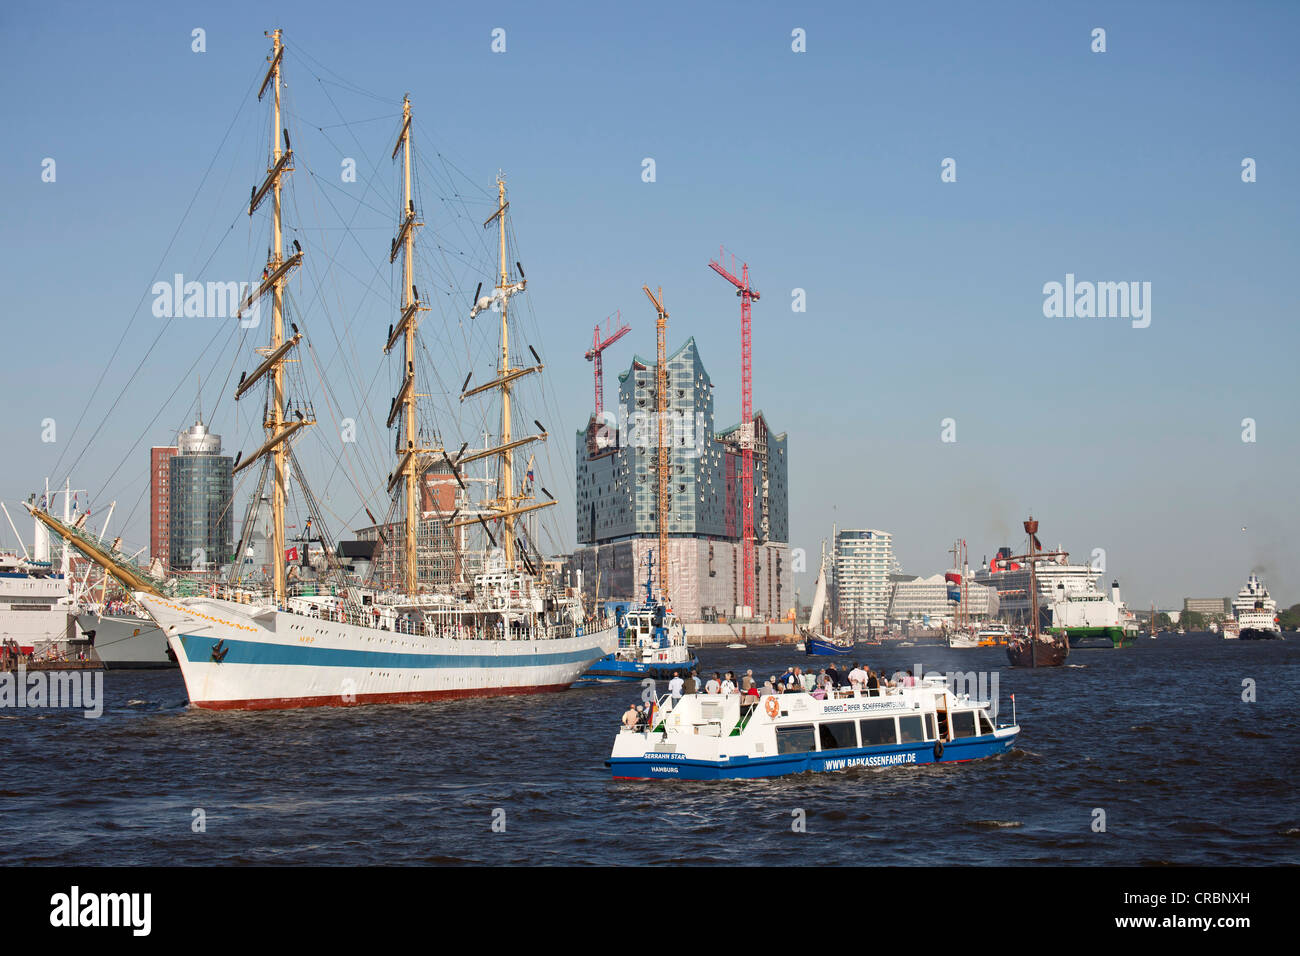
[
  {"left": 887, "top": 570, "right": 998, "bottom": 625},
  {"left": 833, "top": 529, "right": 893, "bottom": 630},
  {"left": 149, "top": 445, "right": 177, "bottom": 567},
  {"left": 167, "top": 419, "right": 232, "bottom": 573},
  {"left": 355, "top": 464, "right": 464, "bottom": 589},
  {"left": 1183, "top": 596, "right": 1231, "bottom": 620},
  {"left": 573, "top": 337, "right": 790, "bottom": 621}
]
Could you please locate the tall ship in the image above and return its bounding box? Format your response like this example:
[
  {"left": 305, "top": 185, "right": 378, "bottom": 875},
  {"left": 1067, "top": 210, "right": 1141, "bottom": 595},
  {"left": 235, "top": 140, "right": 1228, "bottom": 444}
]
[
  {"left": 1048, "top": 578, "right": 1135, "bottom": 648},
  {"left": 1005, "top": 517, "right": 1070, "bottom": 668},
  {"left": 28, "top": 31, "right": 617, "bottom": 708},
  {"left": 1232, "top": 573, "right": 1280, "bottom": 640}
]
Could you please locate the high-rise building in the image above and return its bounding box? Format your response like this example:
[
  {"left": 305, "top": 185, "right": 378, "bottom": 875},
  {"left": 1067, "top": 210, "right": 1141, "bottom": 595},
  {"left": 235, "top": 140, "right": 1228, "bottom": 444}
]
[
  {"left": 149, "top": 445, "right": 178, "bottom": 567},
  {"left": 573, "top": 337, "right": 790, "bottom": 621},
  {"left": 167, "top": 419, "right": 233, "bottom": 572},
  {"left": 833, "top": 529, "right": 893, "bottom": 629}
]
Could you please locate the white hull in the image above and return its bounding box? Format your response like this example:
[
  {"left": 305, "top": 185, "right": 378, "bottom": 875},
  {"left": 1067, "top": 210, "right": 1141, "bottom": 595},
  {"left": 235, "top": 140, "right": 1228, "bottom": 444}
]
[
  {"left": 137, "top": 593, "right": 618, "bottom": 710},
  {"left": 76, "top": 613, "right": 172, "bottom": 668}
]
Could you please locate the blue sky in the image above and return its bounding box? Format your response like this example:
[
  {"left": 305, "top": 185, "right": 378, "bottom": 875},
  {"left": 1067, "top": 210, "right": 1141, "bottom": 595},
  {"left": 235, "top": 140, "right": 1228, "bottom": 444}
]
[{"left": 1, "top": 0, "right": 1297, "bottom": 608}]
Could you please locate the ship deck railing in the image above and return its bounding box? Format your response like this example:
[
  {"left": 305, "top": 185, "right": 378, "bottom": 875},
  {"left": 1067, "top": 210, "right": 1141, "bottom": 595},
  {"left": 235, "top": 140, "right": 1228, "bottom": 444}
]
[{"left": 197, "top": 581, "right": 595, "bottom": 643}]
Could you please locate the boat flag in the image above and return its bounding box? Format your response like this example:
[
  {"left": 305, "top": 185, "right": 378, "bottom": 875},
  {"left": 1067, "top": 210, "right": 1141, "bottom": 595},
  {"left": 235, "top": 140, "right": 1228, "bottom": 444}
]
[
  {"left": 525, "top": 453, "right": 535, "bottom": 490},
  {"left": 285, "top": 546, "right": 299, "bottom": 561},
  {"left": 944, "top": 571, "right": 962, "bottom": 585}
]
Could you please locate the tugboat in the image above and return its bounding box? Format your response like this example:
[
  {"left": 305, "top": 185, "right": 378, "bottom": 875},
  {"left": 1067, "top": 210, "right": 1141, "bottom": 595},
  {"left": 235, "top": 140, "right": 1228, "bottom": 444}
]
[
  {"left": 607, "top": 673, "right": 1019, "bottom": 780},
  {"left": 578, "top": 551, "right": 697, "bottom": 682},
  {"left": 1005, "top": 517, "right": 1070, "bottom": 668},
  {"left": 801, "top": 543, "right": 854, "bottom": 656}
]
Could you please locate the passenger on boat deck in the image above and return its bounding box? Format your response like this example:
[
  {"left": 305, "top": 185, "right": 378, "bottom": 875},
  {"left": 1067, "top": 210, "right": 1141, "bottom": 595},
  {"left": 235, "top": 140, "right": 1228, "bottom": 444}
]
[
  {"left": 741, "top": 669, "right": 755, "bottom": 692},
  {"left": 866, "top": 668, "right": 882, "bottom": 696},
  {"left": 811, "top": 681, "right": 827, "bottom": 700},
  {"left": 825, "top": 663, "right": 841, "bottom": 687},
  {"left": 744, "top": 681, "right": 759, "bottom": 698},
  {"left": 705, "top": 673, "right": 722, "bottom": 695},
  {"left": 761, "top": 678, "right": 775, "bottom": 695},
  {"left": 622, "top": 704, "right": 639, "bottom": 730},
  {"left": 634, "top": 704, "right": 649, "bottom": 732},
  {"left": 720, "top": 674, "right": 736, "bottom": 695},
  {"left": 847, "top": 662, "right": 867, "bottom": 688},
  {"left": 669, "top": 671, "right": 684, "bottom": 699},
  {"left": 682, "top": 671, "right": 698, "bottom": 695},
  {"left": 902, "top": 669, "right": 917, "bottom": 687}
]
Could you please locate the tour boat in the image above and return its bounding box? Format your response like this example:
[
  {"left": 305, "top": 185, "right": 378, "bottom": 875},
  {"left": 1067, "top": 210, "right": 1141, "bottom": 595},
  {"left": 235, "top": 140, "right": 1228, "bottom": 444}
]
[{"left": 608, "top": 675, "right": 1019, "bottom": 780}]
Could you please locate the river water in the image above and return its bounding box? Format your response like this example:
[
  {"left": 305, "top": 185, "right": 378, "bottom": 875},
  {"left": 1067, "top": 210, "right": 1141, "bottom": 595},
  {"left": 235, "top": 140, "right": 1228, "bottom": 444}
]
[{"left": 2, "top": 634, "right": 1296, "bottom": 865}]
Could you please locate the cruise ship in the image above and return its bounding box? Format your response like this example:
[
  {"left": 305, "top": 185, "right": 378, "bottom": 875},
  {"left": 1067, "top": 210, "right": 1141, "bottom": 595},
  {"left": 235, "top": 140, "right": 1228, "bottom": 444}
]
[
  {"left": 1232, "top": 573, "right": 1280, "bottom": 640},
  {"left": 975, "top": 547, "right": 1103, "bottom": 627}
]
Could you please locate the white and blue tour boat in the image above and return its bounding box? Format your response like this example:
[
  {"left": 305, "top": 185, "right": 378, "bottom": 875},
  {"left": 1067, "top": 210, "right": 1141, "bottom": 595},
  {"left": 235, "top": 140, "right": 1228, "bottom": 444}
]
[{"left": 608, "top": 674, "right": 1019, "bottom": 780}]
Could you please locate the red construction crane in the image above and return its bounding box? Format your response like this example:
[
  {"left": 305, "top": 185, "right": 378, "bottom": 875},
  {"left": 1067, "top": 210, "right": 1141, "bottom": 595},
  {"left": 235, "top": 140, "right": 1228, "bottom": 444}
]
[
  {"left": 709, "top": 247, "right": 760, "bottom": 616},
  {"left": 584, "top": 311, "right": 631, "bottom": 418}
]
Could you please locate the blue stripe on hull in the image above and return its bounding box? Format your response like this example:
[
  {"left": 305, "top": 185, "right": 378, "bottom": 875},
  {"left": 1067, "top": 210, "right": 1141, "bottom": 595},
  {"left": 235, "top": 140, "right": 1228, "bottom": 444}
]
[
  {"left": 609, "top": 732, "right": 1017, "bottom": 780},
  {"left": 177, "top": 633, "right": 610, "bottom": 670},
  {"left": 578, "top": 653, "right": 700, "bottom": 682}
]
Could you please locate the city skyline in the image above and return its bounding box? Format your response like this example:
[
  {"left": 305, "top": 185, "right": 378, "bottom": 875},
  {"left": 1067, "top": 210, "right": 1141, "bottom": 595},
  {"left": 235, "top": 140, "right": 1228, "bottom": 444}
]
[{"left": 1, "top": 1, "right": 1297, "bottom": 610}]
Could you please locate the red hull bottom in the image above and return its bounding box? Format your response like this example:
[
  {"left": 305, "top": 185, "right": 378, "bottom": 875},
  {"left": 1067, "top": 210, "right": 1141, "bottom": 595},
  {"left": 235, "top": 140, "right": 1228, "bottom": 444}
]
[{"left": 191, "top": 682, "right": 572, "bottom": 711}]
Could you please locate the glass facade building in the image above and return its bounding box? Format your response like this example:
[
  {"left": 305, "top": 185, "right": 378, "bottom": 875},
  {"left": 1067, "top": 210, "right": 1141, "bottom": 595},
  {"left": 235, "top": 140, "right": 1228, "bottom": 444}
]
[{"left": 168, "top": 420, "right": 233, "bottom": 572}]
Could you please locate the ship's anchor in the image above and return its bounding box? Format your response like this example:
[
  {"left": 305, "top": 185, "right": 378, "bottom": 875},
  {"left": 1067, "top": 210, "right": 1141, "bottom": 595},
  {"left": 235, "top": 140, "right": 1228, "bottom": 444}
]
[{"left": 210, "top": 640, "right": 229, "bottom": 664}]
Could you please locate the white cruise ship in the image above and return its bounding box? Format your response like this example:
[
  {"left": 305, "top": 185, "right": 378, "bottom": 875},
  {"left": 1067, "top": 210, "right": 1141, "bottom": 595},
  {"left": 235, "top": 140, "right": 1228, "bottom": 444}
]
[
  {"left": 974, "top": 547, "right": 1101, "bottom": 626},
  {"left": 1231, "top": 573, "right": 1280, "bottom": 640}
]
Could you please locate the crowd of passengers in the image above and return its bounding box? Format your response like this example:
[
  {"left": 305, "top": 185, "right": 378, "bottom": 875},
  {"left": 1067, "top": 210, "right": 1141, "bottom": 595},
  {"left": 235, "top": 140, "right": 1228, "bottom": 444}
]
[{"left": 620, "top": 663, "right": 919, "bottom": 731}]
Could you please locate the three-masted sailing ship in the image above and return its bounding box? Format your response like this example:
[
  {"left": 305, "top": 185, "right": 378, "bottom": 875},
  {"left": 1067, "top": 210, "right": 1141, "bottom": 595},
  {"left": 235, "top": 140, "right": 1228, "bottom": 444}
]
[{"left": 27, "top": 31, "right": 617, "bottom": 709}]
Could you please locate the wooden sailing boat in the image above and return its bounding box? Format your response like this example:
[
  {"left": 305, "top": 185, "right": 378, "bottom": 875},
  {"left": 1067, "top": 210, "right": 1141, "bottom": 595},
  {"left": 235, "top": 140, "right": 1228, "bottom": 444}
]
[
  {"left": 1005, "top": 517, "right": 1070, "bottom": 668},
  {"left": 27, "top": 30, "right": 618, "bottom": 710}
]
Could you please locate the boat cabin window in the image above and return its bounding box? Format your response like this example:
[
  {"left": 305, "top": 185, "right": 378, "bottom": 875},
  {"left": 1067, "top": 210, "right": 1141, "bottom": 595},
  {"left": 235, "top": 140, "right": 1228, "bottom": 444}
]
[
  {"left": 775, "top": 725, "right": 818, "bottom": 755},
  {"left": 927, "top": 713, "right": 938, "bottom": 740},
  {"left": 859, "top": 717, "right": 898, "bottom": 747},
  {"left": 817, "top": 721, "right": 857, "bottom": 751},
  {"left": 898, "top": 714, "right": 925, "bottom": 744},
  {"left": 978, "top": 712, "right": 995, "bottom": 735},
  {"left": 951, "top": 711, "right": 978, "bottom": 739}
]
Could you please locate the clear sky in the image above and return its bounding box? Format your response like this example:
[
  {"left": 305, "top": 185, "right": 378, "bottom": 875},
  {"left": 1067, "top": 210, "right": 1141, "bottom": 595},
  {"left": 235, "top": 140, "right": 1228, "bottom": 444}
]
[{"left": 1, "top": 0, "right": 1297, "bottom": 609}]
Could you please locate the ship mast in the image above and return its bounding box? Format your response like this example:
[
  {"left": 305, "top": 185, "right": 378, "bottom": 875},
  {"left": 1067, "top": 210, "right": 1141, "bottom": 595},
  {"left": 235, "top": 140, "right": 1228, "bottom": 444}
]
[
  {"left": 455, "top": 177, "right": 553, "bottom": 569},
  {"left": 233, "top": 29, "right": 311, "bottom": 605},
  {"left": 641, "top": 285, "right": 669, "bottom": 602},
  {"left": 383, "top": 95, "right": 436, "bottom": 595}
]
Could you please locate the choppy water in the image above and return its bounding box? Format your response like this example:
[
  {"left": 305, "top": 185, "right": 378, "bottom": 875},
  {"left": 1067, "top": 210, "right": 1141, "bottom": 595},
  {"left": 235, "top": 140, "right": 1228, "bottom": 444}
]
[{"left": 2, "top": 634, "right": 1296, "bottom": 865}]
